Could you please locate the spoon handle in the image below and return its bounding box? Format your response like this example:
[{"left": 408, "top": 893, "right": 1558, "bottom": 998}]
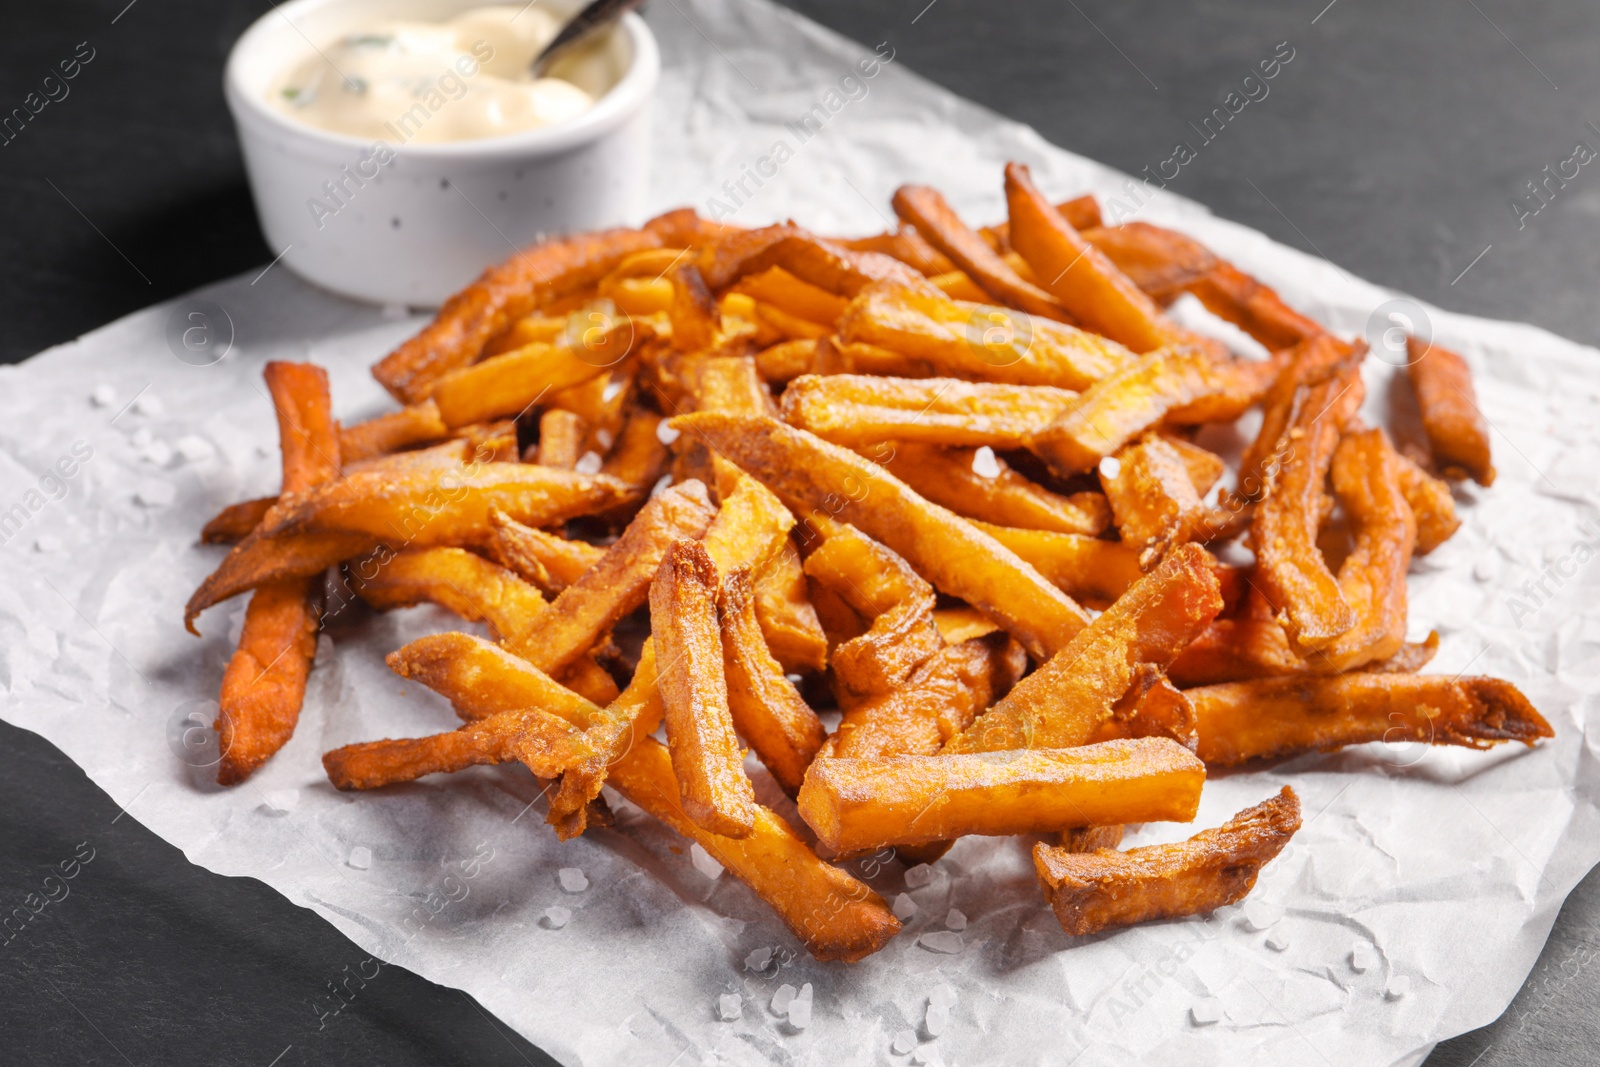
[{"left": 531, "top": 0, "right": 650, "bottom": 77}]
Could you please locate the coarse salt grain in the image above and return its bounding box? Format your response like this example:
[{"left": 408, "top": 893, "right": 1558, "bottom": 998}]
[
  {"left": 924, "top": 1002, "right": 948, "bottom": 1037},
  {"left": 929, "top": 983, "right": 957, "bottom": 1009},
  {"left": 911, "top": 1047, "right": 945, "bottom": 1067},
  {"left": 347, "top": 846, "right": 372, "bottom": 870},
  {"left": 771, "top": 983, "right": 797, "bottom": 1014},
  {"left": 91, "top": 384, "right": 116, "bottom": 407},
  {"left": 144, "top": 440, "right": 174, "bottom": 466},
  {"left": 656, "top": 421, "right": 681, "bottom": 445},
  {"left": 1385, "top": 974, "right": 1410, "bottom": 1000},
  {"left": 1240, "top": 899, "right": 1283, "bottom": 931},
  {"left": 133, "top": 393, "right": 163, "bottom": 417},
  {"left": 892, "top": 894, "right": 919, "bottom": 920},
  {"left": 33, "top": 536, "right": 61, "bottom": 554},
  {"left": 787, "top": 983, "right": 812, "bottom": 1028},
  {"left": 718, "top": 993, "right": 742, "bottom": 1021},
  {"left": 542, "top": 906, "right": 570, "bottom": 929},
  {"left": 970, "top": 446, "right": 1001, "bottom": 479},
  {"left": 1265, "top": 927, "right": 1291, "bottom": 952},
  {"left": 130, "top": 427, "right": 153, "bottom": 449},
  {"left": 175, "top": 435, "right": 214, "bottom": 463},
  {"left": 1098, "top": 455, "right": 1122, "bottom": 480},
  {"left": 594, "top": 427, "right": 615, "bottom": 449},
  {"left": 691, "top": 843, "right": 724, "bottom": 880},
  {"left": 891, "top": 1029, "right": 918, "bottom": 1055},
  {"left": 558, "top": 867, "right": 588, "bottom": 892},
  {"left": 945, "top": 909, "right": 967, "bottom": 931},
  {"left": 601, "top": 379, "right": 625, "bottom": 403},
  {"left": 574, "top": 451, "right": 603, "bottom": 475},
  {"left": 1350, "top": 941, "right": 1378, "bottom": 973},
  {"left": 904, "top": 864, "right": 935, "bottom": 889},
  {"left": 918, "top": 931, "right": 963, "bottom": 954},
  {"left": 1190, "top": 998, "right": 1223, "bottom": 1025},
  {"left": 744, "top": 946, "right": 772, "bottom": 971}
]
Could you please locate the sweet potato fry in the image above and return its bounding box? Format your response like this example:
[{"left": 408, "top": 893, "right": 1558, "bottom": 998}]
[
  {"left": 892, "top": 184, "right": 1071, "bottom": 322},
  {"left": 429, "top": 341, "right": 614, "bottom": 429},
  {"left": 1184, "top": 261, "right": 1324, "bottom": 350},
  {"left": 1189, "top": 673, "right": 1552, "bottom": 766},
  {"left": 381, "top": 631, "right": 897, "bottom": 959},
  {"left": 720, "top": 568, "right": 827, "bottom": 795},
  {"left": 185, "top": 465, "right": 628, "bottom": 630},
  {"left": 483, "top": 314, "right": 568, "bottom": 358},
  {"left": 981, "top": 193, "right": 1103, "bottom": 251},
  {"left": 486, "top": 508, "right": 604, "bottom": 593},
  {"left": 374, "top": 226, "right": 661, "bottom": 403},
  {"left": 1034, "top": 787, "right": 1300, "bottom": 936},
  {"left": 338, "top": 400, "right": 449, "bottom": 463},
  {"left": 734, "top": 266, "right": 851, "bottom": 325},
  {"left": 651, "top": 539, "right": 758, "bottom": 837},
  {"left": 1005, "top": 163, "right": 1207, "bottom": 354},
  {"left": 535, "top": 409, "right": 587, "bottom": 468},
  {"left": 681, "top": 354, "right": 774, "bottom": 415},
  {"left": 674, "top": 413, "right": 1092, "bottom": 660},
  {"left": 699, "top": 225, "right": 927, "bottom": 297},
  {"left": 931, "top": 606, "right": 1001, "bottom": 645},
  {"left": 215, "top": 361, "right": 341, "bottom": 785},
  {"left": 753, "top": 339, "right": 818, "bottom": 384},
  {"left": 948, "top": 543, "right": 1221, "bottom": 752},
  {"left": 836, "top": 225, "right": 957, "bottom": 276},
  {"left": 803, "top": 523, "right": 941, "bottom": 699},
  {"left": 201, "top": 495, "right": 276, "bottom": 544},
  {"left": 1078, "top": 221, "right": 1218, "bottom": 302},
  {"left": 352, "top": 547, "right": 548, "bottom": 648},
  {"left": 751, "top": 539, "right": 829, "bottom": 674},
  {"left": 527, "top": 481, "right": 716, "bottom": 676},
  {"left": 322, "top": 705, "right": 594, "bottom": 790},
  {"left": 1407, "top": 335, "right": 1494, "bottom": 485},
  {"left": 601, "top": 408, "right": 671, "bottom": 490},
  {"left": 780, "top": 374, "right": 1078, "bottom": 450},
  {"left": 831, "top": 631, "right": 1027, "bottom": 761},
  {"left": 879, "top": 443, "right": 1111, "bottom": 536},
  {"left": 971, "top": 523, "right": 1142, "bottom": 607},
  {"left": 838, "top": 284, "right": 1132, "bottom": 390},
  {"left": 1058, "top": 824, "right": 1125, "bottom": 853},
  {"left": 1086, "top": 667, "right": 1197, "bottom": 749},
  {"left": 1028, "top": 348, "right": 1273, "bottom": 476},
  {"left": 1249, "top": 363, "right": 1365, "bottom": 648},
  {"left": 1236, "top": 334, "right": 1355, "bottom": 500},
  {"left": 1162, "top": 435, "right": 1226, "bottom": 496},
  {"left": 1396, "top": 452, "right": 1461, "bottom": 554},
  {"left": 799, "top": 738, "right": 1206, "bottom": 852},
  {"left": 1100, "top": 434, "right": 1218, "bottom": 568}
]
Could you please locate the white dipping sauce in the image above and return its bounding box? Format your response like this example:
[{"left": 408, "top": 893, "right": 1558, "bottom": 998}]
[{"left": 271, "top": 5, "right": 602, "bottom": 142}]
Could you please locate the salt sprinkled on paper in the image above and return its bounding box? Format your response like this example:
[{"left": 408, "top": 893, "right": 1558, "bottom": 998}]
[
  {"left": 347, "top": 845, "right": 371, "bottom": 870},
  {"left": 929, "top": 984, "right": 957, "bottom": 1009},
  {"left": 1350, "top": 941, "right": 1378, "bottom": 973},
  {"left": 744, "top": 946, "right": 772, "bottom": 971},
  {"left": 970, "top": 446, "right": 1001, "bottom": 479},
  {"left": 891, "top": 1029, "right": 917, "bottom": 1055},
  {"left": 130, "top": 427, "right": 153, "bottom": 448},
  {"left": 911, "top": 1047, "right": 945, "bottom": 1067},
  {"left": 717, "top": 993, "right": 742, "bottom": 1021},
  {"left": 90, "top": 384, "right": 116, "bottom": 407},
  {"left": 33, "top": 536, "right": 61, "bottom": 554},
  {"left": 143, "top": 439, "right": 174, "bottom": 466},
  {"left": 1240, "top": 899, "right": 1283, "bottom": 932},
  {"left": 771, "top": 983, "right": 797, "bottom": 1014},
  {"left": 558, "top": 867, "right": 588, "bottom": 892},
  {"left": 1385, "top": 975, "right": 1410, "bottom": 1000},
  {"left": 944, "top": 909, "right": 967, "bottom": 931},
  {"left": 542, "top": 906, "right": 570, "bottom": 930},
  {"left": 1265, "top": 927, "right": 1291, "bottom": 952},
  {"left": 175, "top": 435, "right": 215, "bottom": 463},
  {"left": 1190, "top": 997, "right": 1223, "bottom": 1026},
  {"left": 787, "top": 982, "right": 813, "bottom": 1028},
  {"left": 133, "top": 392, "right": 163, "bottom": 417},
  {"left": 924, "top": 1002, "right": 948, "bottom": 1037},
  {"left": 918, "top": 931, "right": 963, "bottom": 954},
  {"left": 690, "top": 843, "right": 724, "bottom": 880},
  {"left": 892, "top": 894, "right": 919, "bottom": 920},
  {"left": 904, "top": 864, "right": 935, "bottom": 889},
  {"left": 259, "top": 789, "right": 298, "bottom": 816}
]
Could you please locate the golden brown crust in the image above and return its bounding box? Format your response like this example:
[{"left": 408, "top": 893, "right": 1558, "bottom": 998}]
[{"left": 1407, "top": 336, "right": 1495, "bottom": 485}]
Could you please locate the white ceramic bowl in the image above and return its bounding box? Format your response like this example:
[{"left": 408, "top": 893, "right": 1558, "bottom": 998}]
[{"left": 225, "top": 0, "right": 658, "bottom": 307}]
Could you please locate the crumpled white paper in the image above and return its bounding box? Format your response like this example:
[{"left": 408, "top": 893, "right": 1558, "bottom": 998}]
[{"left": 3, "top": 1, "right": 1600, "bottom": 1064}]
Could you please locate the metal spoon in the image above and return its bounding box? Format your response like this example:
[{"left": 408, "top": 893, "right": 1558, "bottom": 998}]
[{"left": 530, "top": 0, "right": 649, "bottom": 78}]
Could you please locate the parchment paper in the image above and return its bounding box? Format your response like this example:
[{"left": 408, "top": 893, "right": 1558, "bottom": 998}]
[{"left": 4, "top": 1, "right": 1600, "bottom": 1064}]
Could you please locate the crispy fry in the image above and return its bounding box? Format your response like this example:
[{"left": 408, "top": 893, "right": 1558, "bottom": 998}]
[
  {"left": 186, "top": 465, "right": 627, "bottom": 630},
  {"left": 1100, "top": 434, "right": 1216, "bottom": 567},
  {"left": 483, "top": 314, "right": 568, "bottom": 358},
  {"left": 831, "top": 631, "right": 1026, "bottom": 761},
  {"left": 1407, "top": 335, "right": 1494, "bottom": 485},
  {"left": 1236, "top": 334, "right": 1355, "bottom": 500},
  {"left": 1058, "top": 824, "right": 1125, "bottom": 853},
  {"left": 201, "top": 495, "right": 276, "bottom": 544},
  {"left": 1249, "top": 363, "right": 1365, "bottom": 648},
  {"left": 803, "top": 524, "right": 941, "bottom": 699},
  {"left": 752, "top": 538, "right": 829, "bottom": 674},
  {"left": 1396, "top": 452, "right": 1461, "bottom": 554},
  {"left": 216, "top": 362, "right": 342, "bottom": 785},
  {"left": 338, "top": 400, "right": 449, "bottom": 463},
  {"left": 675, "top": 413, "right": 1092, "bottom": 660},
  {"left": 948, "top": 543, "right": 1221, "bottom": 752},
  {"left": 981, "top": 193, "right": 1103, "bottom": 250},
  {"left": 322, "top": 705, "right": 594, "bottom": 789},
  {"left": 931, "top": 606, "right": 1001, "bottom": 645},
  {"left": 780, "top": 374, "right": 1077, "bottom": 451},
  {"left": 836, "top": 226, "right": 957, "bottom": 276},
  {"left": 735, "top": 266, "right": 851, "bottom": 325},
  {"left": 699, "top": 225, "right": 926, "bottom": 297},
  {"left": 352, "top": 547, "right": 548, "bottom": 648},
  {"left": 651, "top": 539, "right": 758, "bottom": 837},
  {"left": 601, "top": 408, "right": 671, "bottom": 490},
  {"left": 1162, "top": 435, "right": 1226, "bottom": 496},
  {"left": 878, "top": 442, "right": 1110, "bottom": 536},
  {"left": 380, "top": 630, "right": 896, "bottom": 959},
  {"left": 536, "top": 408, "right": 587, "bottom": 468},
  {"left": 720, "top": 568, "right": 827, "bottom": 795},
  {"left": 799, "top": 738, "right": 1206, "bottom": 852},
  {"left": 681, "top": 354, "right": 774, "bottom": 415},
  {"left": 1005, "top": 163, "right": 1207, "bottom": 354},
  {"left": 839, "top": 284, "right": 1132, "bottom": 390},
  {"left": 1189, "top": 674, "right": 1552, "bottom": 766},
  {"left": 971, "top": 523, "right": 1142, "bottom": 607},
  {"left": 1079, "top": 221, "right": 1218, "bottom": 301},
  {"left": 1029, "top": 348, "right": 1273, "bottom": 476},
  {"left": 374, "top": 226, "right": 660, "bottom": 403},
  {"left": 1184, "top": 261, "right": 1324, "bottom": 350},
  {"left": 892, "top": 184, "right": 1071, "bottom": 322},
  {"left": 1086, "top": 667, "right": 1198, "bottom": 749},
  {"left": 429, "top": 341, "right": 614, "bottom": 428},
  {"left": 753, "top": 339, "right": 818, "bottom": 384},
  {"left": 487, "top": 508, "right": 604, "bottom": 593},
  {"left": 1034, "top": 787, "right": 1300, "bottom": 936}
]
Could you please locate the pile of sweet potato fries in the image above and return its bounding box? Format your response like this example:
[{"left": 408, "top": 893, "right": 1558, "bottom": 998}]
[{"left": 186, "top": 162, "right": 1550, "bottom": 961}]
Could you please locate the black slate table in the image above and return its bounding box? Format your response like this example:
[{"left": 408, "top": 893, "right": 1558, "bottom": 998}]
[{"left": 2, "top": 1, "right": 1596, "bottom": 1064}]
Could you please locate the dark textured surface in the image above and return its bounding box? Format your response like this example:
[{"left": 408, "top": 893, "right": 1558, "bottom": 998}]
[{"left": 2, "top": 1, "right": 1597, "bottom": 1064}]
